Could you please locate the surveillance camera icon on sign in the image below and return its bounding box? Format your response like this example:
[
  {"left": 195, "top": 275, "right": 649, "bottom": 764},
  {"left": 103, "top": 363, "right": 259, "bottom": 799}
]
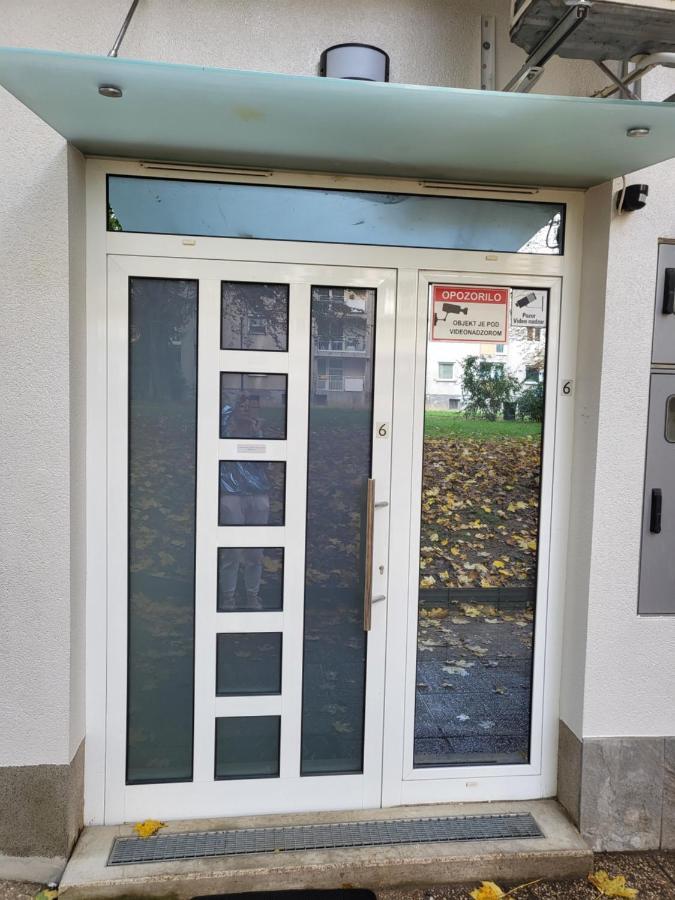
[
  {"left": 434, "top": 302, "right": 468, "bottom": 326},
  {"left": 515, "top": 292, "right": 538, "bottom": 309}
]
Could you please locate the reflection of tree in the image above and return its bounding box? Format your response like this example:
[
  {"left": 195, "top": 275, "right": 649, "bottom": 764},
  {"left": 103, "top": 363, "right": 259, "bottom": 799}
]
[
  {"left": 130, "top": 280, "right": 196, "bottom": 403},
  {"left": 221, "top": 282, "right": 288, "bottom": 350},
  {"left": 461, "top": 356, "right": 520, "bottom": 421},
  {"left": 107, "top": 204, "right": 123, "bottom": 231},
  {"left": 127, "top": 280, "right": 198, "bottom": 783}
]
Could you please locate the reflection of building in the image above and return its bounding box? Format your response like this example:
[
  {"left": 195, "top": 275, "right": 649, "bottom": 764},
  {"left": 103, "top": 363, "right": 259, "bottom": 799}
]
[
  {"left": 312, "top": 288, "right": 373, "bottom": 408},
  {"left": 425, "top": 328, "right": 545, "bottom": 410}
]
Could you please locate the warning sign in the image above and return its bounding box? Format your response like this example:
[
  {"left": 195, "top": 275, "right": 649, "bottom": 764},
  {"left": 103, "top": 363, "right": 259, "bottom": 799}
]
[
  {"left": 510, "top": 288, "right": 548, "bottom": 328},
  {"left": 431, "top": 285, "right": 509, "bottom": 343}
]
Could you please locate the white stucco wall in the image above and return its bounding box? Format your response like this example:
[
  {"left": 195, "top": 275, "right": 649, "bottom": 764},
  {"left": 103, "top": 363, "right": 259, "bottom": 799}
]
[
  {"left": 581, "top": 165, "right": 675, "bottom": 738},
  {"left": 562, "top": 68, "right": 675, "bottom": 740},
  {"left": 0, "top": 0, "right": 671, "bottom": 768},
  {"left": 559, "top": 181, "right": 612, "bottom": 739},
  {"left": 0, "top": 98, "right": 76, "bottom": 767}
]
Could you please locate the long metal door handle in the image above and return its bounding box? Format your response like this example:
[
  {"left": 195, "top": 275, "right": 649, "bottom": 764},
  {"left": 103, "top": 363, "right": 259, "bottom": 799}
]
[
  {"left": 663, "top": 269, "right": 675, "bottom": 315},
  {"left": 363, "top": 478, "right": 375, "bottom": 631},
  {"left": 650, "top": 488, "right": 662, "bottom": 534}
]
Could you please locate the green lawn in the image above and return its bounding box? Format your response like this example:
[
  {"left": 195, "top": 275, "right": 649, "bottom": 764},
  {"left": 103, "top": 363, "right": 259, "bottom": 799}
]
[{"left": 424, "top": 410, "right": 541, "bottom": 439}]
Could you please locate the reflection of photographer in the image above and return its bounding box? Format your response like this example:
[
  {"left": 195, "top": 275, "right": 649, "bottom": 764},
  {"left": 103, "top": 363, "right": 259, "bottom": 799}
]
[
  {"left": 221, "top": 391, "right": 261, "bottom": 439},
  {"left": 219, "top": 394, "right": 270, "bottom": 609}
]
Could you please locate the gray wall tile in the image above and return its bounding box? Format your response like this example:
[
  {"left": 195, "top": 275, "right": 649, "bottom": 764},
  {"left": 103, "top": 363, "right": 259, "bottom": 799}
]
[
  {"left": 580, "top": 737, "right": 664, "bottom": 851},
  {"left": 662, "top": 738, "right": 675, "bottom": 849},
  {"left": 0, "top": 739, "right": 83, "bottom": 858},
  {"left": 557, "top": 719, "right": 582, "bottom": 826}
]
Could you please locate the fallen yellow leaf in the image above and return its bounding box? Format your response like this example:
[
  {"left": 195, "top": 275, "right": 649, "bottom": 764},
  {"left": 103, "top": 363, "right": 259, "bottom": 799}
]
[
  {"left": 588, "top": 870, "right": 638, "bottom": 898},
  {"left": 470, "top": 882, "right": 505, "bottom": 900},
  {"left": 420, "top": 606, "right": 448, "bottom": 619},
  {"left": 133, "top": 819, "right": 166, "bottom": 839}
]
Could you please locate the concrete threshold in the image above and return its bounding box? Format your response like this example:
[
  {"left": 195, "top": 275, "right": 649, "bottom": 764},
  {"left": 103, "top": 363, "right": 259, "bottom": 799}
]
[{"left": 59, "top": 800, "right": 591, "bottom": 899}]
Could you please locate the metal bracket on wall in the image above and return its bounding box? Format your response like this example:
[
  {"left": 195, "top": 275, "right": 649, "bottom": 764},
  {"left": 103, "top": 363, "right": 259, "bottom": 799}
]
[
  {"left": 592, "top": 53, "right": 675, "bottom": 101},
  {"left": 481, "top": 15, "right": 496, "bottom": 91},
  {"left": 504, "top": 0, "right": 675, "bottom": 100},
  {"left": 503, "top": 1, "right": 591, "bottom": 92}
]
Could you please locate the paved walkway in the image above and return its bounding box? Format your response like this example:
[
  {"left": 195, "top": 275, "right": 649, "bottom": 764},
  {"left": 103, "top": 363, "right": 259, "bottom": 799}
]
[{"left": 3, "top": 851, "right": 674, "bottom": 899}]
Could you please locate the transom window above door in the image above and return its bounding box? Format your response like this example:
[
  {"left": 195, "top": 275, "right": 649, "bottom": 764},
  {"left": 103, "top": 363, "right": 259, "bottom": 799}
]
[{"left": 107, "top": 176, "right": 565, "bottom": 255}]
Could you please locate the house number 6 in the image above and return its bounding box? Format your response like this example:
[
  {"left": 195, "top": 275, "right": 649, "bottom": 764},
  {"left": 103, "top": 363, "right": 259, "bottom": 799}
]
[
  {"left": 561, "top": 380, "right": 573, "bottom": 396},
  {"left": 377, "top": 422, "right": 389, "bottom": 437}
]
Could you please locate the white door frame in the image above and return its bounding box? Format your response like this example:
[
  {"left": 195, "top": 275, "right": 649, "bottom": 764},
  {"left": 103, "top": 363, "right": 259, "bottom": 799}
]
[
  {"left": 105, "top": 254, "right": 395, "bottom": 823},
  {"left": 383, "top": 270, "right": 565, "bottom": 805},
  {"left": 85, "top": 158, "right": 583, "bottom": 825}
]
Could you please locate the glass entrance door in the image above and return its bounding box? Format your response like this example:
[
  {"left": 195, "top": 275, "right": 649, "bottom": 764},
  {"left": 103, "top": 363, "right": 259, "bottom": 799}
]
[
  {"left": 105, "top": 256, "right": 395, "bottom": 823},
  {"left": 382, "top": 270, "right": 562, "bottom": 805}
]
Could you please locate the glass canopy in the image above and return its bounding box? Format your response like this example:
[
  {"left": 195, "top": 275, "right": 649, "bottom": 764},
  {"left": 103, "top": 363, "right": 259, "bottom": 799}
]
[{"left": 0, "top": 47, "right": 674, "bottom": 188}]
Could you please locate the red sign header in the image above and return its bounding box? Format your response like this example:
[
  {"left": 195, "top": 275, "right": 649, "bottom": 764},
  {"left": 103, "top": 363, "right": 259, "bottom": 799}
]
[{"left": 432, "top": 285, "right": 509, "bottom": 305}]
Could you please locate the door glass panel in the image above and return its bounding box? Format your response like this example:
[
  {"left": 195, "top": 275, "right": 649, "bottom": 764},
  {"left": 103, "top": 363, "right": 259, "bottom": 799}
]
[
  {"left": 216, "top": 633, "right": 282, "bottom": 695},
  {"left": 220, "top": 373, "right": 287, "bottom": 439},
  {"left": 217, "top": 547, "right": 284, "bottom": 611},
  {"left": 215, "top": 716, "right": 280, "bottom": 779},
  {"left": 218, "top": 461, "right": 286, "bottom": 526},
  {"left": 221, "top": 282, "right": 288, "bottom": 351},
  {"left": 301, "top": 287, "right": 376, "bottom": 775},
  {"left": 127, "top": 277, "right": 198, "bottom": 785},
  {"left": 414, "top": 284, "right": 548, "bottom": 767}
]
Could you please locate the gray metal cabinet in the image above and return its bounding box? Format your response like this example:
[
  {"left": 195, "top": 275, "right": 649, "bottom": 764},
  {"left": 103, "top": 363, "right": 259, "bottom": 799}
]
[
  {"left": 651, "top": 243, "right": 675, "bottom": 365},
  {"left": 639, "top": 373, "right": 675, "bottom": 614}
]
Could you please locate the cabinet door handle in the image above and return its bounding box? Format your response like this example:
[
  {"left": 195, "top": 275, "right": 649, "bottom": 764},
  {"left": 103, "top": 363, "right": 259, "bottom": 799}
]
[
  {"left": 650, "top": 488, "right": 662, "bottom": 534},
  {"left": 663, "top": 269, "right": 675, "bottom": 315}
]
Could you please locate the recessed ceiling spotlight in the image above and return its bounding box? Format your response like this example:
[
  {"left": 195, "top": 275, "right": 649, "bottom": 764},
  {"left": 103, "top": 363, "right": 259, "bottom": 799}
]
[
  {"left": 627, "top": 127, "right": 650, "bottom": 137},
  {"left": 99, "top": 84, "right": 123, "bottom": 98}
]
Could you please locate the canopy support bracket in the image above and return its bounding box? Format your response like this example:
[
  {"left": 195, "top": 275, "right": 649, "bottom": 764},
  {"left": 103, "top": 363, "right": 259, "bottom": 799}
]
[
  {"left": 502, "top": 1, "right": 591, "bottom": 93},
  {"left": 108, "top": 0, "right": 141, "bottom": 58},
  {"left": 593, "top": 53, "right": 675, "bottom": 101}
]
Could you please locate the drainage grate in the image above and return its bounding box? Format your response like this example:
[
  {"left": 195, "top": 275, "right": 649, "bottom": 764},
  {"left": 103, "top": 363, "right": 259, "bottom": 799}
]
[{"left": 107, "top": 812, "right": 543, "bottom": 866}]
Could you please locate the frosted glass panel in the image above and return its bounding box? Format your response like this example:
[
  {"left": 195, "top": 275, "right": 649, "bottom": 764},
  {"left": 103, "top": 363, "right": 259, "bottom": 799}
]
[
  {"left": 301, "top": 287, "right": 376, "bottom": 775},
  {"left": 108, "top": 176, "right": 564, "bottom": 255},
  {"left": 219, "top": 462, "right": 285, "bottom": 526},
  {"left": 215, "top": 716, "right": 280, "bottom": 780},
  {"left": 217, "top": 547, "right": 284, "bottom": 612},
  {"left": 216, "top": 633, "right": 282, "bottom": 696},
  {"left": 127, "top": 277, "right": 198, "bottom": 785}
]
